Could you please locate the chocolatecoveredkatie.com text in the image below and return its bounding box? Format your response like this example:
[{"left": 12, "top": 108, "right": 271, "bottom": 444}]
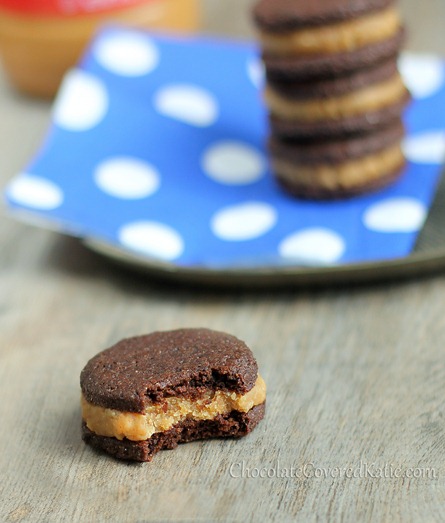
[{"left": 228, "top": 460, "right": 438, "bottom": 480}]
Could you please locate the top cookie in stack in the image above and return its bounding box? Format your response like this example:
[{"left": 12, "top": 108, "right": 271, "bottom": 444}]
[{"left": 253, "top": 0, "right": 410, "bottom": 199}]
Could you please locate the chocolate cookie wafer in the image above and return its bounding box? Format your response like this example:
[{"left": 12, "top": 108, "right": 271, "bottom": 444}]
[
  {"left": 253, "top": 0, "right": 402, "bottom": 58},
  {"left": 263, "top": 29, "right": 405, "bottom": 82},
  {"left": 270, "top": 120, "right": 406, "bottom": 198},
  {"left": 270, "top": 94, "right": 409, "bottom": 141},
  {"left": 266, "top": 57, "right": 410, "bottom": 140}
]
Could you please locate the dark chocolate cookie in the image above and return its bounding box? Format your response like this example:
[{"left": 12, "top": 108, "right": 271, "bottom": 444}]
[
  {"left": 80, "top": 329, "right": 266, "bottom": 462},
  {"left": 275, "top": 163, "right": 405, "bottom": 200},
  {"left": 267, "top": 57, "right": 399, "bottom": 100},
  {"left": 263, "top": 28, "right": 405, "bottom": 81},
  {"left": 269, "top": 91, "right": 410, "bottom": 140},
  {"left": 269, "top": 119, "right": 405, "bottom": 164},
  {"left": 81, "top": 328, "right": 258, "bottom": 413},
  {"left": 253, "top": 0, "right": 395, "bottom": 32}
]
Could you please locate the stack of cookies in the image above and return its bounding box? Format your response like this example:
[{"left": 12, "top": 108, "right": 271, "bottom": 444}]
[{"left": 253, "top": 0, "right": 410, "bottom": 199}]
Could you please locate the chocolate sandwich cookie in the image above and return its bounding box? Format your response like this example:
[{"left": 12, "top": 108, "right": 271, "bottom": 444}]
[
  {"left": 270, "top": 120, "right": 406, "bottom": 199},
  {"left": 265, "top": 65, "right": 407, "bottom": 126},
  {"left": 252, "top": 0, "right": 409, "bottom": 199},
  {"left": 267, "top": 57, "right": 399, "bottom": 100},
  {"left": 263, "top": 29, "right": 405, "bottom": 82},
  {"left": 80, "top": 328, "right": 266, "bottom": 462},
  {"left": 270, "top": 90, "right": 410, "bottom": 141},
  {"left": 253, "top": 0, "right": 395, "bottom": 31},
  {"left": 253, "top": 0, "right": 401, "bottom": 57}
]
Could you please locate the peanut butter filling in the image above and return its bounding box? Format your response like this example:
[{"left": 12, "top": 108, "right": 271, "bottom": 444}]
[
  {"left": 273, "top": 144, "right": 404, "bottom": 190},
  {"left": 259, "top": 7, "right": 401, "bottom": 56},
  {"left": 265, "top": 74, "right": 406, "bottom": 122},
  {"left": 82, "top": 375, "right": 266, "bottom": 442}
]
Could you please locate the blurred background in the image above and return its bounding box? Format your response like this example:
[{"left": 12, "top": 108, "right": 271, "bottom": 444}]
[{"left": 1, "top": 0, "right": 444, "bottom": 193}]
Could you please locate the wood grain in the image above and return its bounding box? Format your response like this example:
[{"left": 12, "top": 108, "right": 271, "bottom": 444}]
[{"left": 1, "top": 1, "right": 445, "bottom": 521}]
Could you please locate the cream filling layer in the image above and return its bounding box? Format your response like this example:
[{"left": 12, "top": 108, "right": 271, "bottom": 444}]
[
  {"left": 259, "top": 7, "right": 401, "bottom": 56},
  {"left": 82, "top": 375, "right": 266, "bottom": 442},
  {"left": 265, "top": 74, "right": 406, "bottom": 122},
  {"left": 273, "top": 144, "right": 404, "bottom": 190}
]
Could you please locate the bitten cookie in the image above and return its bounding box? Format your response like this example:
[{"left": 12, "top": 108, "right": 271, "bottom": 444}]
[{"left": 80, "top": 328, "right": 266, "bottom": 462}]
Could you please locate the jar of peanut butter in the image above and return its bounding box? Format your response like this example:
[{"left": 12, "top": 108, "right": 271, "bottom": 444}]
[{"left": 0, "top": 0, "right": 199, "bottom": 97}]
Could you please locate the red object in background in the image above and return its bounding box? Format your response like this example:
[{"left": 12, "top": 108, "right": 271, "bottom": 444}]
[
  {"left": 0, "top": 0, "right": 199, "bottom": 97},
  {"left": 0, "top": 0, "right": 150, "bottom": 16}
]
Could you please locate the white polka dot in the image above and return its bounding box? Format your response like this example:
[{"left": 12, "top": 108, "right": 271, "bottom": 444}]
[
  {"left": 399, "top": 53, "right": 445, "bottom": 99},
  {"left": 154, "top": 85, "right": 218, "bottom": 127},
  {"left": 94, "top": 157, "right": 160, "bottom": 199},
  {"left": 53, "top": 70, "right": 108, "bottom": 131},
  {"left": 211, "top": 202, "right": 277, "bottom": 241},
  {"left": 403, "top": 131, "right": 445, "bottom": 164},
  {"left": 279, "top": 228, "right": 345, "bottom": 265},
  {"left": 247, "top": 58, "right": 264, "bottom": 89},
  {"left": 203, "top": 141, "right": 266, "bottom": 185},
  {"left": 6, "top": 175, "right": 63, "bottom": 210},
  {"left": 93, "top": 31, "right": 159, "bottom": 76},
  {"left": 363, "top": 198, "right": 426, "bottom": 233},
  {"left": 118, "top": 221, "right": 184, "bottom": 261}
]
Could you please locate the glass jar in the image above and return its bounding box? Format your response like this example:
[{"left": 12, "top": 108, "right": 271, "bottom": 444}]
[{"left": 0, "top": 0, "right": 199, "bottom": 97}]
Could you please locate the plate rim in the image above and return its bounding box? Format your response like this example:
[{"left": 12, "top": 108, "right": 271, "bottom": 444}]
[{"left": 85, "top": 237, "right": 445, "bottom": 287}]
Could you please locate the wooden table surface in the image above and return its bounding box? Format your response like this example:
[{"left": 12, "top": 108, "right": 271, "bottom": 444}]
[{"left": 2, "top": 1, "right": 445, "bottom": 521}]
